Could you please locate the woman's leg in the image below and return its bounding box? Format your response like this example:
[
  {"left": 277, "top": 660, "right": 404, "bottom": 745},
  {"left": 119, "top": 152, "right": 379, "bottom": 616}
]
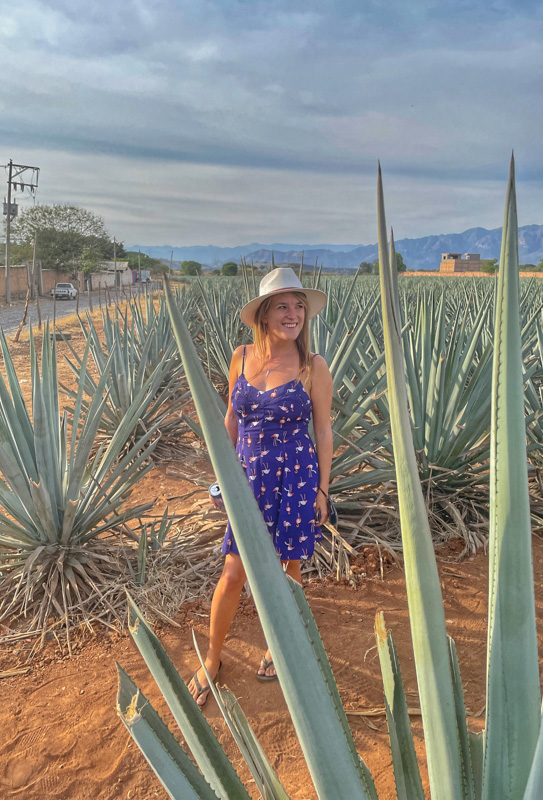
[
  {"left": 188, "top": 553, "right": 246, "bottom": 705},
  {"left": 257, "top": 559, "right": 302, "bottom": 678}
]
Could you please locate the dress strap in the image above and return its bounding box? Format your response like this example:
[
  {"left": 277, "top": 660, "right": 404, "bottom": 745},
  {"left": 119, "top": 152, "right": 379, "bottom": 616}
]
[{"left": 241, "top": 345, "right": 247, "bottom": 375}]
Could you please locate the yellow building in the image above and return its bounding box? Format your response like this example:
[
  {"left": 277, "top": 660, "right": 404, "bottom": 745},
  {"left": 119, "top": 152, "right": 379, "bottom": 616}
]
[{"left": 440, "top": 253, "right": 482, "bottom": 273}]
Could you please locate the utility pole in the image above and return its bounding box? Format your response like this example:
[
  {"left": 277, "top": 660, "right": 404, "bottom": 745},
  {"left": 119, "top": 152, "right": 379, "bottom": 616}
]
[
  {"left": 3, "top": 159, "right": 40, "bottom": 303},
  {"left": 138, "top": 250, "right": 141, "bottom": 283},
  {"left": 170, "top": 249, "right": 173, "bottom": 277},
  {"left": 113, "top": 236, "right": 118, "bottom": 302}
]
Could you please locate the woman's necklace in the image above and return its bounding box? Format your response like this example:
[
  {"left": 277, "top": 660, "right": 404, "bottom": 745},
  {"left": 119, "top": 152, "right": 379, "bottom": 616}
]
[
  {"left": 265, "top": 363, "right": 280, "bottom": 378},
  {"left": 262, "top": 349, "right": 297, "bottom": 378}
]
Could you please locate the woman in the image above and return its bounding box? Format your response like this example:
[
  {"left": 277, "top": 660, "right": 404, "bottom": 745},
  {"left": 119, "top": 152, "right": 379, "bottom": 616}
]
[{"left": 188, "top": 268, "right": 333, "bottom": 706}]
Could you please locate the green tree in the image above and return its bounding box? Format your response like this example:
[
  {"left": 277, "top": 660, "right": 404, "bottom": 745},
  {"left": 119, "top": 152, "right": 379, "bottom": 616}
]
[
  {"left": 221, "top": 261, "right": 238, "bottom": 276},
  {"left": 395, "top": 252, "right": 407, "bottom": 272},
  {"left": 10, "top": 204, "right": 113, "bottom": 273},
  {"left": 372, "top": 252, "right": 406, "bottom": 273},
  {"left": 481, "top": 258, "right": 499, "bottom": 274},
  {"left": 125, "top": 251, "right": 167, "bottom": 275},
  {"left": 359, "top": 261, "right": 373, "bottom": 274},
  {"left": 81, "top": 242, "right": 104, "bottom": 274},
  {"left": 180, "top": 260, "right": 202, "bottom": 276}
]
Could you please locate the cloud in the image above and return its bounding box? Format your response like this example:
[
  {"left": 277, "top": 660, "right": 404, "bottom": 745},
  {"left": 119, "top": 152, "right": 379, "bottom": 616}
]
[{"left": 1, "top": 0, "right": 542, "bottom": 244}]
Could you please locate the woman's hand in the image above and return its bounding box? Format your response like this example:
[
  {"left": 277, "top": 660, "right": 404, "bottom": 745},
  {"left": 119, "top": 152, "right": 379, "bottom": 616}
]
[{"left": 315, "top": 489, "right": 329, "bottom": 526}]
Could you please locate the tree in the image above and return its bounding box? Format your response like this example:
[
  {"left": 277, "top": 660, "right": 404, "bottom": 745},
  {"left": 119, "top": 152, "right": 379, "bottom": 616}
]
[
  {"left": 520, "top": 264, "right": 538, "bottom": 271},
  {"left": 481, "top": 258, "right": 499, "bottom": 274},
  {"left": 180, "top": 260, "right": 202, "bottom": 276},
  {"left": 125, "top": 251, "right": 167, "bottom": 275},
  {"left": 359, "top": 261, "right": 373, "bottom": 274},
  {"left": 221, "top": 261, "right": 238, "bottom": 276},
  {"left": 372, "top": 252, "right": 406, "bottom": 273},
  {"left": 10, "top": 204, "right": 113, "bottom": 273},
  {"left": 395, "top": 252, "right": 407, "bottom": 272}
]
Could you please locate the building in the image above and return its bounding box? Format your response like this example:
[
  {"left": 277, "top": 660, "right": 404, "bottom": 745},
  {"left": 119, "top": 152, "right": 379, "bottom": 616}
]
[
  {"left": 83, "top": 261, "right": 133, "bottom": 290},
  {"left": 440, "top": 253, "right": 482, "bottom": 273}
]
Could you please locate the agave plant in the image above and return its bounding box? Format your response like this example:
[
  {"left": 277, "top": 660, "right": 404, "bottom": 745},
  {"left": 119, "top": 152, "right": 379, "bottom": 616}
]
[
  {"left": 0, "top": 325, "right": 158, "bottom": 643},
  {"left": 375, "top": 157, "right": 541, "bottom": 799},
  {"left": 61, "top": 305, "right": 189, "bottom": 445},
  {"left": 116, "top": 159, "right": 542, "bottom": 800}
]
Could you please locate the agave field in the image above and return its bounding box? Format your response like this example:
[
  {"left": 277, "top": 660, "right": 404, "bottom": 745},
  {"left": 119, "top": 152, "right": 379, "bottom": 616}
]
[
  {"left": 3, "top": 264, "right": 543, "bottom": 644},
  {"left": 1, "top": 160, "right": 543, "bottom": 799}
]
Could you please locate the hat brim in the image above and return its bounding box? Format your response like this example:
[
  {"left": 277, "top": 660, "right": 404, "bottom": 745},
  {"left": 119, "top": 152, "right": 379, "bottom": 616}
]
[{"left": 240, "top": 287, "right": 327, "bottom": 327}]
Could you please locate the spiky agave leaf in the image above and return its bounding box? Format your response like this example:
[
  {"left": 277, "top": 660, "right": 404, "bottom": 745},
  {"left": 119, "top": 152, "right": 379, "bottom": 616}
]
[
  {"left": 482, "top": 156, "right": 541, "bottom": 800},
  {"left": 376, "top": 167, "right": 464, "bottom": 800},
  {"left": 163, "top": 277, "right": 371, "bottom": 799}
]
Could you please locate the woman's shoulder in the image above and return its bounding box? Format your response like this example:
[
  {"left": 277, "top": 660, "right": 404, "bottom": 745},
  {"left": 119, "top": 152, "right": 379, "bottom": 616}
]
[
  {"left": 231, "top": 343, "right": 255, "bottom": 375},
  {"left": 232, "top": 343, "right": 253, "bottom": 360},
  {"left": 310, "top": 353, "right": 329, "bottom": 372},
  {"left": 308, "top": 354, "right": 332, "bottom": 394}
]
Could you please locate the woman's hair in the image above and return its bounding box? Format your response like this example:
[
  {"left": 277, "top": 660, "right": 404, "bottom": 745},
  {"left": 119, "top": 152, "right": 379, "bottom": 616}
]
[{"left": 253, "top": 291, "right": 312, "bottom": 377}]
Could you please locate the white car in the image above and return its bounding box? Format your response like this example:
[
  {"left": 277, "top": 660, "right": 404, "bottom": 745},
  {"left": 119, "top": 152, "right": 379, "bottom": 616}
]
[{"left": 51, "top": 282, "right": 78, "bottom": 300}]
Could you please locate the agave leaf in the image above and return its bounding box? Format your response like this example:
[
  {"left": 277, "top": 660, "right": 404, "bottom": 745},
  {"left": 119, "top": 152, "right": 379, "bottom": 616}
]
[
  {"left": 447, "top": 637, "right": 476, "bottom": 800},
  {"left": 116, "top": 665, "right": 221, "bottom": 800},
  {"left": 374, "top": 612, "right": 424, "bottom": 800},
  {"left": 59, "top": 499, "right": 79, "bottom": 546},
  {"left": 377, "top": 166, "right": 463, "bottom": 799},
  {"left": 126, "top": 596, "right": 252, "bottom": 800},
  {"left": 0, "top": 422, "right": 42, "bottom": 527},
  {"left": 31, "top": 352, "right": 61, "bottom": 531},
  {"left": 219, "top": 687, "right": 292, "bottom": 800},
  {"left": 286, "top": 577, "right": 378, "bottom": 799},
  {"left": 468, "top": 732, "right": 483, "bottom": 800},
  {"left": 0, "top": 333, "right": 37, "bottom": 479},
  {"left": 483, "top": 156, "right": 541, "bottom": 799},
  {"left": 164, "top": 279, "right": 369, "bottom": 800},
  {"left": 192, "top": 633, "right": 291, "bottom": 800},
  {"left": 28, "top": 479, "right": 58, "bottom": 543},
  {"left": 522, "top": 707, "right": 543, "bottom": 800},
  {"left": 137, "top": 529, "right": 147, "bottom": 585}
]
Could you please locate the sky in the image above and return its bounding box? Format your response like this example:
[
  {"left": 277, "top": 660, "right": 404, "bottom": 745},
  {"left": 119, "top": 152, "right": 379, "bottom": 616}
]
[{"left": 1, "top": 0, "right": 542, "bottom": 247}]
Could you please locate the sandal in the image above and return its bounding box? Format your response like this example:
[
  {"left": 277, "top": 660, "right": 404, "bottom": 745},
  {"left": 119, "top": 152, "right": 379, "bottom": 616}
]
[
  {"left": 190, "top": 660, "right": 222, "bottom": 708},
  {"left": 256, "top": 655, "right": 278, "bottom": 682}
]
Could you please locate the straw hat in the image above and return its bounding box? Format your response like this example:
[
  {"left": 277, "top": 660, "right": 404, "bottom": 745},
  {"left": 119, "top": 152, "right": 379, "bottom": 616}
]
[{"left": 240, "top": 267, "right": 327, "bottom": 327}]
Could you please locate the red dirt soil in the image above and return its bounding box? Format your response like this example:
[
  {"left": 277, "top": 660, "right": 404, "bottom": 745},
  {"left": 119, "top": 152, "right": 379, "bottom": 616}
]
[
  {"left": 2, "top": 537, "right": 543, "bottom": 800},
  {"left": 1, "top": 310, "right": 543, "bottom": 799}
]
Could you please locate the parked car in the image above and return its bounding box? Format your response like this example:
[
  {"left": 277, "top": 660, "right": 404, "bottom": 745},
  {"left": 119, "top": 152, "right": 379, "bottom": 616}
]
[{"left": 51, "top": 282, "right": 78, "bottom": 300}]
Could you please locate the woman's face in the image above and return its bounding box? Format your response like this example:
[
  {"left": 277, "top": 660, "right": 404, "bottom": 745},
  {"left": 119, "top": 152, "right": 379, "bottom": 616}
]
[{"left": 262, "top": 292, "right": 306, "bottom": 341}]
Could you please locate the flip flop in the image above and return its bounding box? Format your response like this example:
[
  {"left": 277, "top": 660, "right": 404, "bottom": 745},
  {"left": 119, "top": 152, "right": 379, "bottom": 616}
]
[
  {"left": 190, "top": 660, "right": 222, "bottom": 708},
  {"left": 256, "top": 655, "right": 278, "bottom": 682}
]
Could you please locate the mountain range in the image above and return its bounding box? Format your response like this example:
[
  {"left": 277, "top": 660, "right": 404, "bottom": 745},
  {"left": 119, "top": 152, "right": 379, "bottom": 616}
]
[{"left": 128, "top": 224, "right": 543, "bottom": 271}]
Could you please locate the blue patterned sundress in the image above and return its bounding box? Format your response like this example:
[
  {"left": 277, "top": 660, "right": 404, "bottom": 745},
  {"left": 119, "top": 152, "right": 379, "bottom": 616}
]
[{"left": 222, "top": 351, "right": 322, "bottom": 561}]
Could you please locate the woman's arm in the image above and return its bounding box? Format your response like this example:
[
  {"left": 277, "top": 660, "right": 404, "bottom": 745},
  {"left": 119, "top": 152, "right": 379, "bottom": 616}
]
[
  {"left": 309, "top": 355, "right": 334, "bottom": 524},
  {"left": 224, "top": 345, "right": 244, "bottom": 446}
]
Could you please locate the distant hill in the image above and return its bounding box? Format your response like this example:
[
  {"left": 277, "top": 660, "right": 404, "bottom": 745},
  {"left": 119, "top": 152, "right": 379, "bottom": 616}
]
[{"left": 128, "top": 224, "right": 543, "bottom": 271}]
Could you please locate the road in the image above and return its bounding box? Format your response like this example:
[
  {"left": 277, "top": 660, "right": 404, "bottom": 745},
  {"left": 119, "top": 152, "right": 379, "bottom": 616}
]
[{"left": 0, "top": 283, "right": 161, "bottom": 335}]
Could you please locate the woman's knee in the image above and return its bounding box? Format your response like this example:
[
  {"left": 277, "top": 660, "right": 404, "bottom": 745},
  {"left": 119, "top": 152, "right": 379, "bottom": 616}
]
[{"left": 219, "top": 557, "right": 246, "bottom": 592}]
